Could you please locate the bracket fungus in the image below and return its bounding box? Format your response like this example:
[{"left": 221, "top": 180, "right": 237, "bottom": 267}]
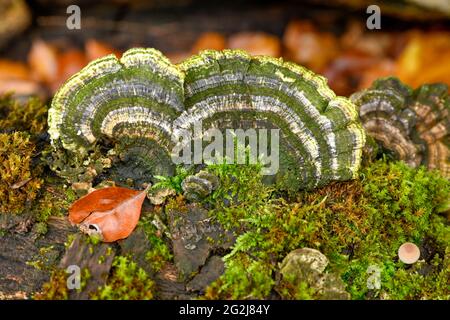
[
  {"left": 49, "top": 48, "right": 184, "bottom": 180},
  {"left": 181, "top": 170, "right": 220, "bottom": 201},
  {"left": 351, "top": 77, "right": 449, "bottom": 178},
  {"left": 48, "top": 48, "right": 365, "bottom": 191}
]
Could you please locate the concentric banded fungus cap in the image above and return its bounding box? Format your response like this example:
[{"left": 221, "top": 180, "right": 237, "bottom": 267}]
[
  {"left": 48, "top": 48, "right": 185, "bottom": 177},
  {"left": 48, "top": 48, "right": 366, "bottom": 191},
  {"left": 351, "top": 77, "right": 449, "bottom": 178},
  {"left": 178, "top": 49, "right": 366, "bottom": 190},
  {"left": 181, "top": 170, "right": 219, "bottom": 201},
  {"left": 398, "top": 242, "right": 421, "bottom": 264}
]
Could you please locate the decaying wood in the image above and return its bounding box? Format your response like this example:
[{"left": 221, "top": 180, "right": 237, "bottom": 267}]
[
  {"left": 59, "top": 234, "right": 116, "bottom": 299},
  {"left": 0, "top": 216, "right": 75, "bottom": 299}
]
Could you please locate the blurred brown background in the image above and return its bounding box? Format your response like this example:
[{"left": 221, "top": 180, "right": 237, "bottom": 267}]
[{"left": 1, "top": 0, "right": 449, "bottom": 100}]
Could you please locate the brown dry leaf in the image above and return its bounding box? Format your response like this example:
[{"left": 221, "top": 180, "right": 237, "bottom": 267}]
[
  {"left": 85, "top": 39, "right": 121, "bottom": 61},
  {"left": 28, "top": 39, "right": 59, "bottom": 85},
  {"left": 397, "top": 31, "right": 450, "bottom": 88},
  {"left": 283, "top": 20, "right": 338, "bottom": 72},
  {"left": 228, "top": 32, "right": 281, "bottom": 57},
  {"left": 69, "top": 186, "right": 147, "bottom": 242},
  {"left": 191, "top": 32, "right": 226, "bottom": 53}
]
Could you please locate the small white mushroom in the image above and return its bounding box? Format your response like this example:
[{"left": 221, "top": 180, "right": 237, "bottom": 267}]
[{"left": 398, "top": 242, "right": 421, "bottom": 264}]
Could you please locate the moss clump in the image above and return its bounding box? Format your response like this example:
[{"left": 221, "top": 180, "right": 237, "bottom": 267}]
[
  {"left": 33, "top": 269, "right": 69, "bottom": 300},
  {"left": 26, "top": 245, "right": 60, "bottom": 271},
  {"left": 275, "top": 278, "right": 315, "bottom": 300},
  {"left": 34, "top": 267, "right": 91, "bottom": 300},
  {"left": 205, "top": 252, "right": 274, "bottom": 299},
  {"left": 92, "top": 256, "right": 155, "bottom": 300},
  {"left": 0, "top": 94, "right": 48, "bottom": 134},
  {"left": 204, "top": 161, "right": 272, "bottom": 231},
  {"left": 203, "top": 159, "right": 449, "bottom": 300},
  {"left": 30, "top": 177, "right": 76, "bottom": 224},
  {"left": 0, "top": 132, "right": 43, "bottom": 214},
  {"left": 341, "top": 161, "right": 450, "bottom": 299},
  {"left": 140, "top": 211, "right": 173, "bottom": 273},
  {"left": 152, "top": 166, "right": 191, "bottom": 193}
]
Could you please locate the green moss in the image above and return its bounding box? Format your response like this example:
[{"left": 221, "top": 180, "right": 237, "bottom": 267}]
[
  {"left": 152, "top": 166, "right": 192, "bottom": 193},
  {"left": 65, "top": 187, "right": 77, "bottom": 202},
  {"left": 92, "top": 256, "right": 155, "bottom": 300},
  {"left": 0, "top": 132, "right": 43, "bottom": 214},
  {"left": 204, "top": 161, "right": 272, "bottom": 231},
  {"left": 165, "top": 195, "right": 188, "bottom": 212},
  {"left": 144, "top": 239, "right": 172, "bottom": 273},
  {"left": 276, "top": 277, "right": 316, "bottom": 300},
  {"left": 98, "top": 255, "right": 106, "bottom": 264},
  {"left": 30, "top": 176, "right": 76, "bottom": 223},
  {"left": 0, "top": 94, "right": 48, "bottom": 134},
  {"left": 34, "top": 221, "right": 48, "bottom": 236},
  {"left": 205, "top": 253, "right": 274, "bottom": 300},
  {"left": 79, "top": 268, "right": 92, "bottom": 292},
  {"left": 26, "top": 245, "right": 60, "bottom": 271},
  {"left": 33, "top": 269, "right": 69, "bottom": 300},
  {"left": 202, "top": 159, "right": 449, "bottom": 300},
  {"left": 34, "top": 267, "right": 91, "bottom": 300},
  {"left": 140, "top": 212, "right": 173, "bottom": 273},
  {"left": 86, "top": 234, "right": 102, "bottom": 246},
  {"left": 64, "top": 234, "right": 77, "bottom": 249}
]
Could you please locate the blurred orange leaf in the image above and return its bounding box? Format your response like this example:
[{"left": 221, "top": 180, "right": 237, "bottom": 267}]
[
  {"left": 283, "top": 20, "right": 338, "bottom": 72},
  {"left": 228, "top": 32, "right": 281, "bottom": 57},
  {"left": 397, "top": 31, "right": 450, "bottom": 88},
  {"left": 55, "top": 49, "right": 87, "bottom": 91},
  {"left": 191, "top": 32, "right": 226, "bottom": 53},
  {"left": 28, "top": 39, "right": 59, "bottom": 85},
  {"left": 85, "top": 39, "right": 121, "bottom": 61},
  {"left": 0, "top": 60, "right": 30, "bottom": 80}
]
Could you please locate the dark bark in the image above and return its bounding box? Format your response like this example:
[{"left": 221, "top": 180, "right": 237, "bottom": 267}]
[{"left": 0, "top": 216, "right": 74, "bottom": 299}]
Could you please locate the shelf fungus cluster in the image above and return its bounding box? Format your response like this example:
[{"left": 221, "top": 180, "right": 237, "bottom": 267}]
[
  {"left": 351, "top": 78, "right": 449, "bottom": 178},
  {"left": 48, "top": 48, "right": 366, "bottom": 191},
  {"left": 48, "top": 48, "right": 184, "bottom": 181}
]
